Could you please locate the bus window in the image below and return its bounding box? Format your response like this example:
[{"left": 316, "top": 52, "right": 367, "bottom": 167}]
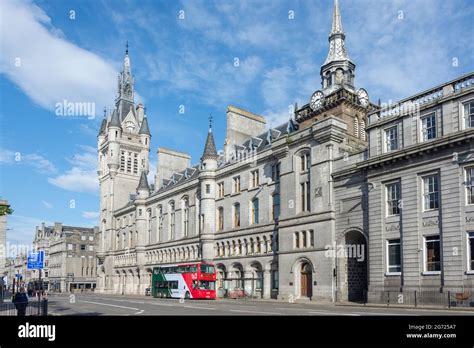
[
  {"left": 200, "top": 264, "right": 215, "bottom": 274},
  {"left": 199, "top": 281, "right": 215, "bottom": 290},
  {"left": 189, "top": 265, "right": 197, "bottom": 273}
]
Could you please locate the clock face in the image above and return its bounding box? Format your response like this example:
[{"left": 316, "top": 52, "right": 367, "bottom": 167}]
[
  {"left": 357, "top": 88, "right": 369, "bottom": 107},
  {"left": 125, "top": 121, "right": 135, "bottom": 132},
  {"left": 310, "top": 90, "right": 325, "bottom": 111}
]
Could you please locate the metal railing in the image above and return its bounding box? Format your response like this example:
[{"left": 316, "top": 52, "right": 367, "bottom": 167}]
[
  {"left": 0, "top": 299, "right": 48, "bottom": 316},
  {"left": 336, "top": 289, "right": 474, "bottom": 308}
]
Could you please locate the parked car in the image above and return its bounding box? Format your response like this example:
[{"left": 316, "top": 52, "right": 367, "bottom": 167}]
[{"left": 145, "top": 288, "right": 151, "bottom": 296}]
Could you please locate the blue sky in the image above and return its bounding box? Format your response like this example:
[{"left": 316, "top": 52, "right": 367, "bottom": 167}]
[{"left": 0, "top": 0, "right": 473, "bottom": 249}]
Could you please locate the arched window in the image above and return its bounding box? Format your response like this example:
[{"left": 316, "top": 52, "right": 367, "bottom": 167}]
[
  {"left": 169, "top": 201, "right": 175, "bottom": 240},
  {"left": 354, "top": 118, "right": 359, "bottom": 137},
  {"left": 156, "top": 205, "right": 163, "bottom": 242},
  {"left": 233, "top": 203, "right": 240, "bottom": 228},
  {"left": 360, "top": 119, "right": 366, "bottom": 141},
  {"left": 256, "top": 237, "right": 261, "bottom": 253},
  {"left": 146, "top": 209, "right": 152, "bottom": 244},
  {"left": 182, "top": 197, "right": 189, "bottom": 237},
  {"left": 217, "top": 207, "right": 224, "bottom": 231},
  {"left": 251, "top": 199, "right": 259, "bottom": 224}
]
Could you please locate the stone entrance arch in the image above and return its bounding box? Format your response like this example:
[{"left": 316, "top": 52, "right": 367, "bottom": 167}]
[
  {"left": 245, "top": 261, "right": 263, "bottom": 298},
  {"left": 337, "top": 229, "right": 368, "bottom": 302},
  {"left": 291, "top": 258, "right": 315, "bottom": 300}
]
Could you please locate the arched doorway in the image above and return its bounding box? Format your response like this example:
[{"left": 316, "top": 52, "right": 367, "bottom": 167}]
[
  {"left": 300, "top": 262, "right": 313, "bottom": 298},
  {"left": 345, "top": 230, "right": 368, "bottom": 302}
]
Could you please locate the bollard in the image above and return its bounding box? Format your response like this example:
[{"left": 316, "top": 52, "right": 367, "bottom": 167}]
[{"left": 42, "top": 299, "right": 48, "bottom": 316}]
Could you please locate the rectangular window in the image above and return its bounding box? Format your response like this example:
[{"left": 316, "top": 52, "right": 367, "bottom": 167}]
[
  {"left": 80, "top": 245, "right": 86, "bottom": 251},
  {"left": 385, "top": 126, "right": 398, "bottom": 152},
  {"left": 81, "top": 235, "right": 86, "bottom": 241},
  {"left": 89, "top": 236, "right": 94, "bottom": 241},
  {"left": 300, "top": 154, "right": 310, "bottom": 172},
  {"left": 387, "top": 239, "right": 401, "bottom": 274},
  {"left": 251, "top": 199, "right": 259, "bottom": 224},
  {"left": 309, "top": 230, "right": 314, "bottom": 247},
  {"left": 233, "top": 176, "right": 241, "bottom": 193},
  {"left": 300, "top": 182, "right": 310, "bottom": 212},
  {"left": 217, "top": 182, "right": 224, "bottom": 198},
  {"left": 425, "top": 235, "right": 441, "bottom": 272},
  {"left": 88, "top": 245, "right": 93, "bottom": 251},
  {"left": 133, "top": 153, "right": 138, "bottom": 174},
  {"left": 466, "top": 167, "right": 474, "bottom": 204},
  {"left": 271, "top": 163, "right": 281, "bottom": 182},
  {"left": 272, "top": 194, "right": 280, "bottom": 220},
  {"left": 464, "top": 101, "right": 474, "bottom": 128},
  {"left": 67, "top": 244, "right": 73, "bottom": 251},
  {"left": 423, "top": 175, "right": 439, "bottom": 210},
  {"left": 271, "top": 270, "right": 279, "bottom": 290},
  {"left": 251, "top": 170, "right": 259, "bottom": 188},
  {"left": 469, "top": 232, "right": 474, "bottom": 271},
  {"left": 386, "top": 182, "right": 401, "bottom": 216},
  {"left": 421, "top": 113, "right": 437, "bottom": 141},
  {"left": 206, "top": 184, "right": 210, "bottom": 194},
  {"left": 294, "top": 232, "right": 300, "bottom": 249}
]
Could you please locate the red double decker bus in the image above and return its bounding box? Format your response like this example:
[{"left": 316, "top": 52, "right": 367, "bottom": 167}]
[{"left": 151, "top": 262, "right": 216, "bottom": 299}]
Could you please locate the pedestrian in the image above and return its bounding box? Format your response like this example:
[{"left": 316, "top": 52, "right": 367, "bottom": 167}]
[{"left": 12, "top": 287, "right": 28, "bottom": 316}]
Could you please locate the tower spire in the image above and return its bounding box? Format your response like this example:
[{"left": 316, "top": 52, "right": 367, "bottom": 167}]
[
  {"left": 320, "top": 0, "right": 355, "bottom": 93},
  {"left": 331, "top": 0, "right": 344, "bottom": 35}
]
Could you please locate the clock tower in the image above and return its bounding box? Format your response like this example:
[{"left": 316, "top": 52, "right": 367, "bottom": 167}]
[
  {"left": 296, "top": 0, "right": 374, "bottom": 143},
  {"left": 97, "top": 45, "right": 151, "bottom": 291}
]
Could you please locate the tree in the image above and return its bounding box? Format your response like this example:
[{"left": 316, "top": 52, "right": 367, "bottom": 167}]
[{"left": 0, "top": 205, "right": 13, "bottom": 216}]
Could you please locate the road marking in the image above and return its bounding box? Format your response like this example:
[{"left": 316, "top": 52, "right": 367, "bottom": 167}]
[
  {"left": 134, "top": 310, "right": 144, "bottom": 315},
  {"left": 182, "top": 305, "right": 216, "bottom": 311},
  {"left": 78, "top": 300, "right": 139, "bottom": 311},
  {"left": 229, "top": 309, "right": 282, "bottom": 315},
  {"left": 275, "top": 307, "right": 317, "bottom": 312},
  {"left": 309, "top": 310, "right": 359, "bottom": 316}
]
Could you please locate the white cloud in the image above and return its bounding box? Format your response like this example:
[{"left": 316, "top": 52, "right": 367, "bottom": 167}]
[
  {"left": 82, "top": 211, "right": 100, "bottom": 219},
  {"left": 0, "top": 148, "right": 57, "bottom": 175},
  {"left": 0, "top": 0, "right": 117, "bottom": 116},
  {"left": 48, "top": 145, "right": 98, "bottom": 195},
  {"left": 42, "top": 201, "right": 53, "bottom": 209}
]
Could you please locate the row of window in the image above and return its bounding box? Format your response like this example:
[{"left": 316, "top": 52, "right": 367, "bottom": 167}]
[
  {"left": 215, "top": 235, "right": 274, "bottom": 257},
  {"left": 383, "top": 101, "right": 474, "bottom": 153},
  {"left": 386, "top": 232, "right": 474, "bottom": 275},
  {"left": 145, "top": 246, "right": 199, "bottom": 264},
  {"left": 219, "top": 164, "right": 280, "bottom": 198},
  {"left": 120, "top": 151, "right": 139, "bottom": 174},
  {"left": 217, "top": 194, "right": 281, "bottom": 231},
  {"left": 385, "top": 167, "right": 474, "bottom": 216},
  {"left": 293, "top": 230, "right": 315, "bottom": 249},
  {"left": 67, "top": 243, "right": 93, "bottom": 251}
]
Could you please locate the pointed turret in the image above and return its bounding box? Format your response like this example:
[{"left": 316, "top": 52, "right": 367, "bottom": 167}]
[
  {"left": 137, "top": 170, "right": 150, "bottom": 192},
  {"left": 108, "top": 109, "right": 121, "bottom": 128},
  {"left": 201, "top": 127, "right": 218, "bottom": 161},
  {"left": 320, "top": 0, "right": 355, "bottom": 93},
  {"left": 139, "top": 116, "right": 151, "bottom": 136},
  {"left": 98, "top": 118, "right": 107, "bottom": 136}
]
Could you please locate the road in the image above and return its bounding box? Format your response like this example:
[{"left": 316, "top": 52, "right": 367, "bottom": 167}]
[{"left": 46, "top": 293, "right": 474, "bottom": 316}]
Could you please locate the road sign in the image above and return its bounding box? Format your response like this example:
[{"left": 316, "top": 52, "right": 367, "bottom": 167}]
[{"left": 27, "top": 250, "right": 45, "bottom": 269}]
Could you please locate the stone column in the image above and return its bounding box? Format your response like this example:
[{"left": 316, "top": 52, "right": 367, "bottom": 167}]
[{"left": 263, "top": 269, "right": 271, "bottom": 299}]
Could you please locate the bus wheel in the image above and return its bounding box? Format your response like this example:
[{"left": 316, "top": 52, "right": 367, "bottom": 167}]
[{"left": 185, "top": 291, "right": 190, "bottom": 299}]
